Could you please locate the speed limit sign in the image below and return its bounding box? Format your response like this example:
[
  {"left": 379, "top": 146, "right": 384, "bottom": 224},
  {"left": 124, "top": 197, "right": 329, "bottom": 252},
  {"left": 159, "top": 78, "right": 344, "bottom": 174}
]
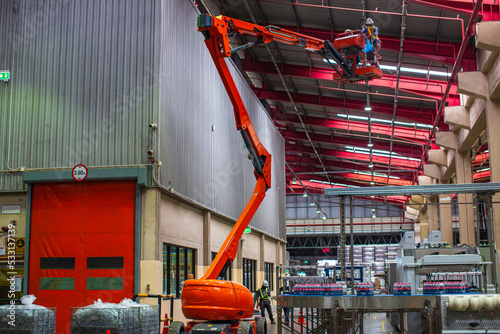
[{"left": 72, "top": 164, "right": 88, "bottom": 181}]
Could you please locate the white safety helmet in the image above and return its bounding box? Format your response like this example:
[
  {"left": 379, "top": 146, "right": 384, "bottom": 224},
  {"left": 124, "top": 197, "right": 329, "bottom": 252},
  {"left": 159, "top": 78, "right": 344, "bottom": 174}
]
[
  {"left": 366, "top": 18, "right": 374, "bottom": 25},
  {"left": 262, "top": 280, "right": 269, "bottom": 287}
]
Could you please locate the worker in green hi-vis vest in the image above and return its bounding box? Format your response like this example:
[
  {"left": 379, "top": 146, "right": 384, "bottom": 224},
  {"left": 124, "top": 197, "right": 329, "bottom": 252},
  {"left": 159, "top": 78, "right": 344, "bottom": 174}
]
[{"left": 254, "top": 280, "right": 275, "bottom": 324}]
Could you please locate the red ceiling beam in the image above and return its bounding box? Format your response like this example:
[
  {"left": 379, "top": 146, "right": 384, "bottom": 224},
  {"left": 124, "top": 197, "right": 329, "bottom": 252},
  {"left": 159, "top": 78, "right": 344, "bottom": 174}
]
[
  {"left": 271, "top": 109, "right": 430, "bottom": 145},
  {"left": 473, "top": 170, "right": 490, "bottom": 182},
  {"left": 254, "top": 88, "right": 437, "bottom": 125},
  {"left": 286, "top": 164, "right": 413, "bottom": 185},
  {"left": 473, "top": 151, "right": 489, "bottom": 166},
  {"left": 408, "top": 0, "right": 500, "bottom": 20},
  {"left": 286, "top": 159, "right": 415, "bottom": 181},
  {"left": 273, "top": 26, "right": 476, "bottom": 71},
  {"left": 286, "top": 181, "right": 408, "bottom": 205},
  {"left": 286, "top": 145, "right": 422, "bottom": 169},
  {"left": 242, "top": 59, "right": 459, "bottom": 104},
  {"left": 281, "top": 130, "right": 422, "bottom": 158}
]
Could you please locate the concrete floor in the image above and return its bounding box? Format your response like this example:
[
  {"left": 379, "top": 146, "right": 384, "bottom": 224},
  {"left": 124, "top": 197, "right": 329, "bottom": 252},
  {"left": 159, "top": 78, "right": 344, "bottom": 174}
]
[{"left": 265, "top": 311, "right": 399, "bottom": 334}]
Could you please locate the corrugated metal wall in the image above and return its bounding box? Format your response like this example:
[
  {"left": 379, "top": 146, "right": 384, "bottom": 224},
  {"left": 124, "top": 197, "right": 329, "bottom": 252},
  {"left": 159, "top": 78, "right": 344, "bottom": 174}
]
[
  {"left": 159, "top": 0, "right": 285, "bottom": 239},
  {"left": 0, "top": 0, "right": 159, "bottom": 191},
  {"left": 0, "top": 0, "right": 285, "bottom": 238}
]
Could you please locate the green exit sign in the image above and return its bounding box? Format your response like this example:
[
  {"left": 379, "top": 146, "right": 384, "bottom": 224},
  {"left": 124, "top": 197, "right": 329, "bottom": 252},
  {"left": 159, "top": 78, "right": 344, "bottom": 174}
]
[
  {"left": 244, "top": 227, "right": 251, "bottom": 233},
  {"left": 0, "top": 70, "right": 10, "bottom": 81}
]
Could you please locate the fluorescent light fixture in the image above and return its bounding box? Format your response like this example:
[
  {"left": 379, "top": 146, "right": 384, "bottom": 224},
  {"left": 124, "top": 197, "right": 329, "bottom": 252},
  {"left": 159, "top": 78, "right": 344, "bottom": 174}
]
[
  {"left": 309, "top": 179, "right": 361, "bottom": 188},
  {"left": 355, "top": 171, "right": 400, "bottom": 180},
  {"left": 345, "top": 146, "right": 421, "bottom": 162},
  {"left": 323, "top": 58, "right": 337, "bottom": 64},
  {"left": 337, "top": 113, "right": 435, "bottom": 129},
  {"left": 379, "top": 64, "right": 451, "bottom": 77},
  {"left": 477, "top": 168, "right": 490, "bottom": 172}
]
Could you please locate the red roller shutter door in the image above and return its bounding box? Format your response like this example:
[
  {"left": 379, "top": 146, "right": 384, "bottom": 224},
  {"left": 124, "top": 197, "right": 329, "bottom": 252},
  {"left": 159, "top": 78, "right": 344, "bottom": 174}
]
[{"left": 29, "top": 181, "right": 136, "bottom": 334}]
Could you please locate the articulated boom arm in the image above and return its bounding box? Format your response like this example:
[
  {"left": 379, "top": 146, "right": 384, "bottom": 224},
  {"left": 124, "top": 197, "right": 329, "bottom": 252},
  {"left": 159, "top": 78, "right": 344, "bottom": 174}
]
[
  {"left": 197, "top": 14, "right": 351, "bottom": 83},
  {"left": 197, "top": 14, "right": 274, "bottom": 281},
  {"left": 196, "top": 13, "right": 354, "bottom": 281}
]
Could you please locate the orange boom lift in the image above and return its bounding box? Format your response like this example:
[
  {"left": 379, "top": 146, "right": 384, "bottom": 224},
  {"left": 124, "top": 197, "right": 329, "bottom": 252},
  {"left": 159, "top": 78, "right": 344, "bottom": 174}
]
[{"left": 169, "top": 14, "right": 382, "bottom": 334}]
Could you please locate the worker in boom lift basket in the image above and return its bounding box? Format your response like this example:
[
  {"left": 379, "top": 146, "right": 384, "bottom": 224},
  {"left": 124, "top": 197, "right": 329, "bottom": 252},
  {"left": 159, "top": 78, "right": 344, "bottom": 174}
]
[
  {"left": 255, "top": 280, "right": 275, "bottom": 324},
  {"left": 362, "top": 18, "right": 380, "bottom": 64}
]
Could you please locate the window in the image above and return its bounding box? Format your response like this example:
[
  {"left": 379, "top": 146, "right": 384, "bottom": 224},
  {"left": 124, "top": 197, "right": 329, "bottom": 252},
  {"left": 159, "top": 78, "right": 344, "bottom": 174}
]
[
  {"left": 40, "top": 277, "right": 74, "bottom": 290},
  {"left": 87, "top": 257, "right": 124, "bottom": 269},
  {"left": 243, "top": 258, "right": 256, "bottom": 291},
  {"left": 163, "top": 244, "right": 195, "bottom": 298},
  {"left": 87, "top": 277, "right": 123, "bottom": 290},
  {"left": 264, "top": 262, "right": 274, "bottom": 290},
  {"left": 40, "top": 257, "right": 75, "bottom": 269},
  {"left": 212, "top": 252, "right": 232, "bottom": 281}
]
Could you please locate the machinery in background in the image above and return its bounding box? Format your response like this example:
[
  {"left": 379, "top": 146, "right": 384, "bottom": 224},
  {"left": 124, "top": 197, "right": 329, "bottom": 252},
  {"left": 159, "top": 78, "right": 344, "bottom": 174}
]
[
  {"left": 389, "top": 231, "right": 491, "bottom": 295},
  {"left": 386, "top": 231, "right": 494, "bottom": 334}
]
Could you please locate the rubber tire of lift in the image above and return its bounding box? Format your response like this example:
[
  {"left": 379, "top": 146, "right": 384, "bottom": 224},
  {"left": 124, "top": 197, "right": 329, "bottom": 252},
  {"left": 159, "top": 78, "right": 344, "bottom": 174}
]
[
  {"left": 255, "top": 317, "right": 267, "bottom": 334},
  {"left": 168, "top": 321, "right": 186, "bottom": 334},
  {"left": 237, "top": 321, "right": 253, "bottom": 334}
]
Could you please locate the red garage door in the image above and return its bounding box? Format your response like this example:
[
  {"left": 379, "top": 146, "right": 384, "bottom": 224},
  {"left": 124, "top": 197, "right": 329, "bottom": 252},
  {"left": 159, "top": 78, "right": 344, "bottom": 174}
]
[{"left": 29, "top": 181, "right": 136, "bottom": 334}]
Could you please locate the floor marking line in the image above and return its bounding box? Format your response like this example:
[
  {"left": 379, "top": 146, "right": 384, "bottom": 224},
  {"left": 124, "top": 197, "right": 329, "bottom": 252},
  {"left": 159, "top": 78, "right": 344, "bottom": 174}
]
[{"left": 382, "top": 320, "right": 385, "bottom": 332}]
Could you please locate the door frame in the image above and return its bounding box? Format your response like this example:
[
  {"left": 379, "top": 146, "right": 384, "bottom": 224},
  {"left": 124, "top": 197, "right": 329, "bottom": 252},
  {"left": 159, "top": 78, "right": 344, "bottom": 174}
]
[{"left": 23, "top": 166, "right": 148, "bottom": 296}]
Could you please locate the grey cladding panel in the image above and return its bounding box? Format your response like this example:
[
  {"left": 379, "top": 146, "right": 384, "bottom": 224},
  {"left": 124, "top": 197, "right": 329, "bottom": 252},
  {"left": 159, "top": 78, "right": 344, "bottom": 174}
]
[
  {"left": 158, "top": 0, "right": 285, "bottom": 239},
  {"left": 0, "top": 0, "right": 159, "bottom": 191}
]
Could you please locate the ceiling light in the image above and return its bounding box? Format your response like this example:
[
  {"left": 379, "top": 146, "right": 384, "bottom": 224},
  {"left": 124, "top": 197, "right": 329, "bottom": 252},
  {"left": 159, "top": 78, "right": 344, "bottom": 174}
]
[
  {"left": 367, "top": 142, "right": 374, "bottom": 148},
  {"left": 309, "top": 202, "right": 315, "bottom": 206},
  {"left": 302, "top": 192, "right": 308, "bottom": 197},
  {"left": 371, "top": 208, "right": 376, "bottom": 212},
  {"left": 364, "top": 106, "right": 372, "bottom": 111},
  {"left": 370, "top": 181, "right": 375, "bottom": 185},
  {"left": 316, "top": 209, "right": 320, "bottom": 213},
  {"left": 379, "top": 64, "right": 451, "bottom": 77},
  {"left": 371, "top": 195, "right": 375, "bottom": 198},
  {"left": 322, "top": 216, "right": 327, "bottom": 220},
  {"left": 291, "top": 177, "right": 297, "bottom": 184},
  {"left": 368, "top": 163, "right": 374, "bottom": 168},
  {"left": 372, "top": 214, "right": 376, "bottom": 219}
]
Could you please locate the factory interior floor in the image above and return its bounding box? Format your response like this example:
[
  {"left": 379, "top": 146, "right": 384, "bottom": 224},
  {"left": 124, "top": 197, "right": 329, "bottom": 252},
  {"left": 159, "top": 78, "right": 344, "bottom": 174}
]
[{"left": 266, "top": 312, "right": 400, "bottom": 334}]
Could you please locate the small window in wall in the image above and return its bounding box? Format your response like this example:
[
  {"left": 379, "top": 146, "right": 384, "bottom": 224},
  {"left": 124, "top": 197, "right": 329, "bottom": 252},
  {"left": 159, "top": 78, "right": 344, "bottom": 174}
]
[
  {"left": 87, "top": 257, "right": 124, "bottom": 269},
  {"left": 243, "top": 258, "right": 256, "bottom": 291},
  {"left": 40, "top": 257, "right": 75, "bottom": 270},
  {"left": 87, "top": 277, "right": 124, "bottom": 290},
  {"left": 40, "top": 277, "right": 75, "bottom": 290},
  {"left": 1, "top": 204, "right": 21, "bottom": 214},
  {"left": 211, "top": 252, "right": 232, "bottom": 281},
  {"left": 163, "top": 244, "right": 195, "bottom": 298},
  {"left": 264, "top": 262, "right": 274, "bottom": 290}
]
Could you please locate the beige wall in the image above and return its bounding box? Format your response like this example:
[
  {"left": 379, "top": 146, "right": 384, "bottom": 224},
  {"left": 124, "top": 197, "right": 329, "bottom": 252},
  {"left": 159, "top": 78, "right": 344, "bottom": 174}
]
[
  {"left": 142, "top": 191, "right": 285, "bottom": 327},
  {"left": 0, "top": 193, "right": 27, "bottom": 247}
]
